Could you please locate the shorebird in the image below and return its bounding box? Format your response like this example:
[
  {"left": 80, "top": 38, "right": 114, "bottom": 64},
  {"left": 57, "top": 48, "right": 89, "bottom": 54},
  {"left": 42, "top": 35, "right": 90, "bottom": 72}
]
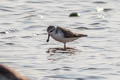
[
  {"left": 0, "top": 64, "right": 29, "bottom": 80},
  {"left": 46, "top": 25, "right": 87, "bottom": 50}
]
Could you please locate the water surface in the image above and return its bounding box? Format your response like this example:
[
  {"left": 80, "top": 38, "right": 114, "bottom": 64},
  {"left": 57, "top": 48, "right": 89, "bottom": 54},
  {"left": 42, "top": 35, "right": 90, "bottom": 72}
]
[{"left": 0, "top": 0, "right": 120, "bottom": 80}]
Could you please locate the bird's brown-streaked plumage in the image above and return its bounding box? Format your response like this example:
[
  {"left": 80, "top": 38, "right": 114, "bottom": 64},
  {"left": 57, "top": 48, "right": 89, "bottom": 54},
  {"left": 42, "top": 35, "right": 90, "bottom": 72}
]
[{"left": 56, "top": 27, "right": 87, "bottom": 38}]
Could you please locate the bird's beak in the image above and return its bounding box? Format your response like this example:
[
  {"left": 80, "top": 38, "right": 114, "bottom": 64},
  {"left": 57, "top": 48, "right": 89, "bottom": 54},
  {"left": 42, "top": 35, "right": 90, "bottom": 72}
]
[{"left": 46, "top": 33, "right": 50, "bottom": 42}]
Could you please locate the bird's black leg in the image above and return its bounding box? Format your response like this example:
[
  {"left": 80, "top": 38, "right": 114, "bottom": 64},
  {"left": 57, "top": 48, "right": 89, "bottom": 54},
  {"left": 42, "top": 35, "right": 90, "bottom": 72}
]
[{"left": 64, "top": 43, "right": 66, "bottom": 50}]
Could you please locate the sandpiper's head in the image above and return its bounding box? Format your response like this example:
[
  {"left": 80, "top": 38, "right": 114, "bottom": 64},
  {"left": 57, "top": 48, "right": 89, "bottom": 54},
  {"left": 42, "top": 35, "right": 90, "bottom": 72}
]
[
  {"left": 47, "top": 25, "right": 55, "bottom": 34},
  {"left": 46, "top": 25, "right": 56, "bottom": 42}
]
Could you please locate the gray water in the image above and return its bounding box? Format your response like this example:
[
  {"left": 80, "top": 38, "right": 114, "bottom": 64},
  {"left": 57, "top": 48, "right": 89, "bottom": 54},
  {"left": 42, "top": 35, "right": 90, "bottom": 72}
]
[{"left": 0, "top": 0, "right": 120, "bottom": 80}]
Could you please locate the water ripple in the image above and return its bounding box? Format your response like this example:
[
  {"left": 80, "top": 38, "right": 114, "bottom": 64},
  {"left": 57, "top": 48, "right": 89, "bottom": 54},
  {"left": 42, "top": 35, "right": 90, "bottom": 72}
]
[
  {"left": 26, "top": 0, "right": 52, "bottom": 4},
  {"left": 75, "top": 27, "right": 109, "bottom": 30},
  {"left": 93, "top": 1, "right": 106, "bottom": 4},
  {"left": 0, "top": 8, "right": 13, "bottom": 12},
  {"left": 0, "top": 6, "right": 14, "bottom": 12},
  {"left": 0, "top": 0, "right": 119, "bottom": 80}
]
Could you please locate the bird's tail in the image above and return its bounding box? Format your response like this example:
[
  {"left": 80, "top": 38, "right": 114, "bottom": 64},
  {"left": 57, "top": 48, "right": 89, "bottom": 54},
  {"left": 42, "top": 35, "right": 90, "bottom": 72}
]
[{"left": 77, "top": 34, "right": 88, "bottom": 37}]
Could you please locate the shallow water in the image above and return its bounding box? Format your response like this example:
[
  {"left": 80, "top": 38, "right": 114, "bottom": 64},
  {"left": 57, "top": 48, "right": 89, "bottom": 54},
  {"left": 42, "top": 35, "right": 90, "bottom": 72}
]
[{"left": 0, "top": 0, "right": 120, "bottom": 80}]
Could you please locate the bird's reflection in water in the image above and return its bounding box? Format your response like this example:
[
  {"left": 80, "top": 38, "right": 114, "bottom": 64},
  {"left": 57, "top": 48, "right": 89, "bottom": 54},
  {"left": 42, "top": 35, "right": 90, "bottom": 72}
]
[
  {"left": 47, "top": 47, "right": 80, "bottom": 54},
  {"left": 46, "top": 47, "right": 80, "bottom": 61}
]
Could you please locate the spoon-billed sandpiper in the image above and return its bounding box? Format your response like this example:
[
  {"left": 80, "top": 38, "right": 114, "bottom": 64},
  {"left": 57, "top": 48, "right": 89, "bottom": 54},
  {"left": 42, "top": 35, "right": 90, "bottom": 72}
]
[{"left": 46, "top": 25, "right": 87, "bottom": 50}]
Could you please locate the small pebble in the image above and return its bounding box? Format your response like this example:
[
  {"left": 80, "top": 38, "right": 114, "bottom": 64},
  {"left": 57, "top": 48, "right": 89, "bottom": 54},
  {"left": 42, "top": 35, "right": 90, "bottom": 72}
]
[
  {"left": 69, "top": 12, "right": 80, "bottom": 17},
  {"left": 0, "top": 32, "right": 7, "bottom": 34}
]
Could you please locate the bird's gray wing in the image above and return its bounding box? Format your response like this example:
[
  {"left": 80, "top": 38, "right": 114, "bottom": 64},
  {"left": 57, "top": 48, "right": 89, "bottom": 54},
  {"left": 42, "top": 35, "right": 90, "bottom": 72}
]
[{"left": 56, "top": 27, "right": 80, "bottom": 38}]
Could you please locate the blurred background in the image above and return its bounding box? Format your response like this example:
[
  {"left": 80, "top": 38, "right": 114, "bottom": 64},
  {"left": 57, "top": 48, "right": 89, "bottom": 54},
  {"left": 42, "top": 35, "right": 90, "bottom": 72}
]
[{"left": 0, "top": 0, "right": 120, "bottom": 80}]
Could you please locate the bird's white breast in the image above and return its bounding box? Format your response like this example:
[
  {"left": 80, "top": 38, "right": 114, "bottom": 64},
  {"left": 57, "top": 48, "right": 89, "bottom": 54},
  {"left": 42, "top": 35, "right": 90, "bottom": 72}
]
[
  {"left": 50, "top": 30, "right": 64, "bottom": 42},
  {"left": 50, "top": 30, "right": 78, "bottom": 43}
]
